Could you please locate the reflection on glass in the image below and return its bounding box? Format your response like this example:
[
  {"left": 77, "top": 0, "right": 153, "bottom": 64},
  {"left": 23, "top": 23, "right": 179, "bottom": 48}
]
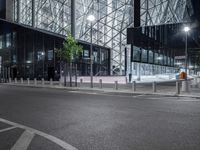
[
  {"left": 133, "top": 46, "right": 141, "bottom": 61},
  {"left": 93, "top": 51, "right": 98, "bottom": 62},
  {"left": 0, "top": 36, "right": 2, "bottom": 49},
  {"left": 37, "top": 51, "right": 45, "bottom": 61},
  {"left": 6, "top": 33, "right": 11, "bottom": 47},
  {"left": 141, "top": 49, "right": 148, "bottom": 62},
  {"left": 149, "top": 50, "right": 154, "bottom": 63},
  {"left": 48, "top": 50, "right": 53, "bottom": 60},
  {"left": 154, "top": 53, "right": 158, "bottom": 64},
  {"left": 83, "top": 49, "right": 89, "bottom": 57}
]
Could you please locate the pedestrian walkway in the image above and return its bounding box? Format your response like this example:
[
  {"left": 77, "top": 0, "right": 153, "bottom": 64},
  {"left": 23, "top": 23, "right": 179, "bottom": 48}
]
[{"left": 2, "top": 78, "right": 200, "bottom": 98}]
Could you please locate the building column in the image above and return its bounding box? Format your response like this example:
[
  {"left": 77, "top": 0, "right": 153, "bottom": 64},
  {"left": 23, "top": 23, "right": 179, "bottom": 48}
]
[
  {"left": 134, "top": 0, "right": 140, "bottom": 27},
  {"left": 32, "top": 0, "right": 35, "bottom": 27},
  {"left": 17, "top": 0, "right": 21, "bottom": 23},
  {"left": 71, "top": 0, "right": 75, "bottom": 38}
]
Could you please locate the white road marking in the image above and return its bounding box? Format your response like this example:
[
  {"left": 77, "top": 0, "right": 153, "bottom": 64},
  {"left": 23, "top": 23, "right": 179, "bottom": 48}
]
[
  {"left": 0, "top": 126, "right": 16, "bottom": 133},
  {"left": 177, "top": 99, "right": 200, "bottom": 102},
  {"left": 0, "top": 118, "right": 78, "bottom": 150},
  {"left": 132, "top": 94, "right": 145, "bottom": 98},
  {"left": 11, "top": 130, "right": 35, "bottom": 150},
  {"left": 68, "top": 90, "right": 145, "bottom": 98}
]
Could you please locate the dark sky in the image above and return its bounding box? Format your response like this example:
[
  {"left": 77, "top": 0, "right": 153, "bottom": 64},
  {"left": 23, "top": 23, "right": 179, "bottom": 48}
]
[{"left": 191, "top": 0, "right": 200, "bottom": 21}]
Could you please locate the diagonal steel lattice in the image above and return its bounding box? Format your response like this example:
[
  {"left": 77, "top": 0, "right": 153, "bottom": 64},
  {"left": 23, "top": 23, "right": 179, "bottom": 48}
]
[{"left": 14, "top": 0, "right": 192, "bottom": 75}]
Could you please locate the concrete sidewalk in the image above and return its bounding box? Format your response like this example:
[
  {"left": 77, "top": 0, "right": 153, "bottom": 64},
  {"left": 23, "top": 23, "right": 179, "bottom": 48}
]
[{"left": 1, "top": 80, "right": 200, "bottom": 98}]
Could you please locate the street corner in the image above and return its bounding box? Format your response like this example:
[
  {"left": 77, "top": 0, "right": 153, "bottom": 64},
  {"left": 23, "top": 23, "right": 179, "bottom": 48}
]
[{"left": 0, "top": 118, "right": 78, "bottom": 150}]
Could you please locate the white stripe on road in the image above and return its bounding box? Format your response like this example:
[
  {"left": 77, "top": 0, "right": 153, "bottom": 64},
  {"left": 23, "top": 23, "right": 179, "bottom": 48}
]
[
  {"left": 11, "top": 130, "right": 35, "bottom": 150},
  {"left": 0, "top": 118, "right": 78, "bottom": 150},
  {"left": 0, "top": 126, "right": 16, "bottom": 133},
  {"left": 68, "top": 90, "right": 145, "bottom": 98}
]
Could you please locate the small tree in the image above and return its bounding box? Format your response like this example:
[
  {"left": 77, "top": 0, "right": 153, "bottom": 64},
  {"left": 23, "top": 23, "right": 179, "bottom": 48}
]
[{"left": 56, "top": 33, "right": 83, "bottom": 87}]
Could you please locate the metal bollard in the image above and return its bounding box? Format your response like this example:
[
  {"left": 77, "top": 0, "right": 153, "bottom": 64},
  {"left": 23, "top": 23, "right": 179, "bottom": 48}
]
[
  {"left": 99, "top": 79, "right": 103, "bottom": 89},
  {"left": 132, "top": 81, "right": 136, "bottom": 92},
  {"left": 59, "top": 78, "right": 62, "bottom": 87},
  {"left": 114, "top": 81, "right": 118, "bottom": 90},
  {"left": 50, "top": 78, "right": 53, "bottom": 86},
  {"left": 20, "top": 78, "right": 23, "bottom": 84},
  {"left": 125, "top": 77, "right": 128, "bottom": 84},
  {"left": 14, "top": 78, "right": 17, "bottom": 84},
  {"left": 27, "top": 78, "right": 30, "bottom": 85},
  {"left": 34, "top": 78, "right": 37, "bottom": 85},
  {"left": 9, "top": 78, "right": 12, "bottom": 83},
  {"left": 80, "top": 79, "right": 83, "bottom": 87},
  {"left": 153, "top": 82, "right": 157, "bottom": 93},
  {"left": 176, "top": 81, "right": 180, "bottom": 95},
  {"left": 42, "top": 78, "right": 45, "bottom": 86}
]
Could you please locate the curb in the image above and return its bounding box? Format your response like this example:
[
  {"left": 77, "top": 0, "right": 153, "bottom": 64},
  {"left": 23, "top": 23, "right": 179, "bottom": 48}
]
[{"left": 1, "top": 83, "right": 200, "bottom": 98}]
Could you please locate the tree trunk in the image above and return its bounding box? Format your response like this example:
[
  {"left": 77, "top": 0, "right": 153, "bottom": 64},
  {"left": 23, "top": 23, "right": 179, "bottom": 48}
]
[
  {"left": 75, "top": 64, "right": 77, "bottom": 87},
  {"left": 70, "top": 62, "right": 72, "bottom": 87},
  {"left": 64, "top": 62, "right": 67, "bottom": 87}
]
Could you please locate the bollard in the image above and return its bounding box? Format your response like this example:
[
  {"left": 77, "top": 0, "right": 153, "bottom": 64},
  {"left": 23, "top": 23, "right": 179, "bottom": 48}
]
[
  {"left": 193, "top": 77, "right": 198, "bottom": 88},
  {"left": 34, "top": 78, "right": 37, "bottom": 85},
  {"left": 27, "top": 78, "right": 30, "bottom": 85},
  {"left": 182, "top": 80, "right": 189, "bottom": 92},
  {"left": 42, "top": 78, "right": 45, "bottom": 86},
  {"left": 132, "top": 81, "right": 136, "bottom": 92},
  {"left": 14, "top": 78, "right": 17, "bottom": 84},
  {"left": 9, "top": 78, "right": 11, "bottom": 83},
  {"left": 20, "top": 78, "right": 23, "bottom": 84},
  {"left": 59, "top": 78, "right": 62, "bottom": 87},
  {"left": 125, "top": 77, "right": 128, "bottom": 84},
  {"left": 50, "top": 78, "right": 53, "bottom": 86},
  {"left": 153, "top": 82, "right": 157, "bottom": 93},
  {"left": 114, "top": 81, "right": 118, "bottom": 90},
  {"left": 176, "top": 81, "right": 180, "bottom": 95},
  {"left": 99, "top": 79, "right": 103, "bottom": 89},
  {"left": 80, "top": 79, "right": 83, "bottom": 87}
]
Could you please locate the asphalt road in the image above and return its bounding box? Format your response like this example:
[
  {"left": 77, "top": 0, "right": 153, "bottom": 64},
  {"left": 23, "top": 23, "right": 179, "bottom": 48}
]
[{"left": 0, "top": 85, "right": 200, "bottom": 150}]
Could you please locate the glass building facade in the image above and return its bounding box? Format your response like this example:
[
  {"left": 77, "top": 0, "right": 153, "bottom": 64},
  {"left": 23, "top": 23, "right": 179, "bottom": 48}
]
[{"left": 0, "top": 19, "right": 110, "bottom": 80}]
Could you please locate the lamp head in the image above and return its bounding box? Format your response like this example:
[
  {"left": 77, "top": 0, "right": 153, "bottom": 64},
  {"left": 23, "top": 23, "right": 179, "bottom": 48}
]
[
  {"left": 184, "top": 26, "right": 190, "bottom": 32},
  {"left": 87, "top": 15, "right": 95, "bottom": 22}
]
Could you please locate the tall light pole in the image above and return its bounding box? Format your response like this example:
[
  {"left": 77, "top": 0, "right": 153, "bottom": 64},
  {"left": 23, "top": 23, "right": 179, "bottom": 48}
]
[
  {"left": 184, "top": 26, "right": 190, "bottom": 79},
  {"left": 87, "top": 15, "right": 95, "bottom": 88}
]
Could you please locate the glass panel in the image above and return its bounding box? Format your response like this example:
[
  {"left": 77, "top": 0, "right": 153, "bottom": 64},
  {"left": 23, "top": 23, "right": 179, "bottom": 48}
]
[
  {"left": 154, "top": 53, "right": 158, "bottom": 64},
  {"left": 133, "top": 46, "right": 141, "bottom": 62},
  {"left": 0, "top": 35, "right": 2, "bottom": 49},
  {"left": 6, "top": 33, "right": 11, "bottom": 47},
  {"left": 141, "top": 49, "right": 148, "bottom": 62},
  {"left": 149, "top": 50, "right": 154, "bottom": 63},
  {"left": 48, "top": 50, "right": 53, "bottom": 60}
]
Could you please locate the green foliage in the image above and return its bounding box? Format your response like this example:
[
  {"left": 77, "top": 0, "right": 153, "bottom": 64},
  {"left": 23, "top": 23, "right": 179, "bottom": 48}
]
[{"left": 56, "top": 33, "right": 83, "bottom": 63}]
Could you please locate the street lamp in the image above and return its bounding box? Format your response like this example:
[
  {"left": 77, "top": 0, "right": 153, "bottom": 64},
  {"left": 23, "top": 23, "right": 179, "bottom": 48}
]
[
  {"left": 183, "top": 26, "right": 190, "bottom": 79},
  {"left": 87, "top": 14, "right": 95, "bottom": 88},
  {"left": 182, "top": 26, "right": 190, "bottom": 92}
]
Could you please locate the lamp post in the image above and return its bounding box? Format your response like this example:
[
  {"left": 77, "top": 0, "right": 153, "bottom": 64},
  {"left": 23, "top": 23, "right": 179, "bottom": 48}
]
[
  {"left": 182, "top": 26, "right": 190, "bottom": 92},
  {"left": 184, "top": 26, "right": 190, "bottom": 79},
  {"left": 87, "top": 15, "right": 95, "bottom": 88},
  {"left": 41, "top": 52, "right": 45, "bottom": 79}
]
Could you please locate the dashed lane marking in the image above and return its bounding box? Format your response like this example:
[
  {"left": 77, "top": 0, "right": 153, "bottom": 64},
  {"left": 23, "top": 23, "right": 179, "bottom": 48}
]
[
  {"left": 0, "top": 118, "right": 78, "bottom": 150},
  {"left": 11, "top": 130, "right": 35, "bottom": 150},
  {"left": 0, "top": 126, "right": 16, "bottom": 133}
]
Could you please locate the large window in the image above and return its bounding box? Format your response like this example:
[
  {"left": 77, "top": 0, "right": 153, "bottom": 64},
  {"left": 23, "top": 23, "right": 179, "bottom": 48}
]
[
  {"left": 141, "top": 49, "right": 148, "bottom": 62},
  {"left": 0, "top": 35, "right": 3, "bottom": 49},
  {"left": 133, "top": 46, "right": 141, "bottom": 62},
  {"left": 149, "top": 50, "right": 154, "bottom": 63},
  {"left": 6, "top": 33, "right": 11, "bottom": 47},
  {"left": 154, "top": 53, "right": 159, "bottom": 64}
]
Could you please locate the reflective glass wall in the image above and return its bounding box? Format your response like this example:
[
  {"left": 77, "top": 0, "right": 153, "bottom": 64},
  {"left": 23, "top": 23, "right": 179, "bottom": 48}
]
[{"left": 0, "top": 20, "right": 110, "bottom": 80}]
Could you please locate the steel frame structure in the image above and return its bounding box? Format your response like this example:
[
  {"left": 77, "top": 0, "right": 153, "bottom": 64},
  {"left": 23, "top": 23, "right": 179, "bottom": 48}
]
[{"left": 13, "top": 0, "right": 192, "bottom": 75}]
